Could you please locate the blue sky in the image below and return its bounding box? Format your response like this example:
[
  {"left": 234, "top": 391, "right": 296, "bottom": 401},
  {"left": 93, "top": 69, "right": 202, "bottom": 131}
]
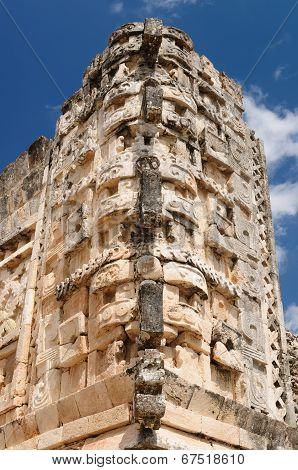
[{"left": 0, "top": 0, "right": 297, "bottom": 332}]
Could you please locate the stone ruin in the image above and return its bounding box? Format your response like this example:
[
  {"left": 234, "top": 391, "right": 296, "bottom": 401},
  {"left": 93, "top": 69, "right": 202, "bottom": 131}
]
[{"left": 0, "top": 18, "right": 297, "bottom": 450}]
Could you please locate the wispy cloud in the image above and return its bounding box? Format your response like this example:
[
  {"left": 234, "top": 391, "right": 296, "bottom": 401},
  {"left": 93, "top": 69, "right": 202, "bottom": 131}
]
[
  {"left": 45, "top": 104, "right": 61, "bottom": 111},
  {"left": 275, "top": 222, "right": 287, "bottom": 236},
  {"left": 270, "top": 182, "right": 298, "bottom": 219},
  {"left": 284, "top": 303, "right": 298, "bottom": 334},
  {"left": 244, "top": 87, "right": 298, "bottom": 167},
  {"left": 276, "top": 244, "right": 287, "bottom": 270},
  {"left": 270, "top": 32, "right": 291, "bottom": 49},
  {"left": 143, "top": 0, "right": 199, "bottom": 12},
  {"left": 110, "top": 1, "right": 124, "bottom": 14},
  {"left": 274, "top": 65, "right": 286, "bottom": 81}
]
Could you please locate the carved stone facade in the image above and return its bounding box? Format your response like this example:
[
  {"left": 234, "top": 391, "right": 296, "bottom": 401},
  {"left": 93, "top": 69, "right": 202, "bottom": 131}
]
[
  {"left": 0, "top": 19, "right": 297, "bottom": 450},
  {"left": 287, "top": 332, "right": 298, "bottom": 424}
]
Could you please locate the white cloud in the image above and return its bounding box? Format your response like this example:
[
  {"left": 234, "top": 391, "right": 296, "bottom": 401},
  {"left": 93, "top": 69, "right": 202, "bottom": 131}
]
[
  {"left": 270, "top": 182, "right": 298, "bottom": 219},
  {"left": 270, "top": 33, "right": 291, "bottom": 50},
  {"left": 244, "top": 89, "right": 298, "bottom": 166},
  {"left": 276, "top": 244, "right": 287, "bottom": 269},
  {"left": 143, "top": 0, "right": 198, "bottom": 11},
  {"left": 275, "top": 222, "right": 287, "bottom": 237},
  {"left": 284, "top": 304, "right": 298, "bottom": 334},
  {"left": 110, "top": 1, "right": 124, "bottom": 14},
  {"left": 274, "top": 65, "right": 286, "bottom": 81},
  {"left": 45, "top": 104, "right": 60, "bottom": 111}
]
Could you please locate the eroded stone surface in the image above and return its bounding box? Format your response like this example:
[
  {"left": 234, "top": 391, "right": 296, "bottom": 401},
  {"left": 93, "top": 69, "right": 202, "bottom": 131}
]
[{"left": 0, "top": 18, "right": 296, "bottom": 450}]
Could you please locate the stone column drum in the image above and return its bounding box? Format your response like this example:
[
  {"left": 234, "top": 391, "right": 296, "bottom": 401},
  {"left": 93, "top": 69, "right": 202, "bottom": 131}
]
[{"left": 0, "top": 19, "right": 297, "bottom": 450}]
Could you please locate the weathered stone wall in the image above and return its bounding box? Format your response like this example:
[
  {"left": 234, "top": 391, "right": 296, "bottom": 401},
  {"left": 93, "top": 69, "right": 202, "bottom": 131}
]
[
  {"left": 287, "top": 331, "right": 298, "bottom": 423},
  {"left": 0, "top": 18, "right": 297, "bottom": 450}
]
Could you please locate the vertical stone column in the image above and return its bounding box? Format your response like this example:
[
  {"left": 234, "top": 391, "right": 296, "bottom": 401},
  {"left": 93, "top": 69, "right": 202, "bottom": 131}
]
[{"left": 133, "top": 19, "right": 166, "bottom": 433}]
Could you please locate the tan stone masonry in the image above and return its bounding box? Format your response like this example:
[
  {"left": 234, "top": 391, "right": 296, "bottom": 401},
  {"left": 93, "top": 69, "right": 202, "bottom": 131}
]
[{"left": 0, "top": 18, "right": 297, "bottom": 449}]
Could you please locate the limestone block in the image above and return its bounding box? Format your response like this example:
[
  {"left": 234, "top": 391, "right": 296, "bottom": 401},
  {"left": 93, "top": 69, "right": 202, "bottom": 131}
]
[
  {"left": 137, "top": 155, "right": 162, "bottom": 228},
  {"left": 143, "top": 85, "right": 163, "bottom": 123},
  {"left": 93, "top": 341, "right": 126, "bottom": 381},
  {"left": 212, "top": 342, "right": 244, "bottom": 372},
  {"left": 139, "top": 280, "right": 163, "bottom": 348},
  {"left": 211, "top": 291, "right": 239, "bottom": 329},
  {"left": 163, "top": 283, "right": 179, "bottom": 306},
  {"left": 11, "top": 420, "right": 26, "bottom": 447},
  {"left": 83, "top": 425, "right": 133, "bottom": 450},
  {"left": 234, "top": 207, "right": 257, "bottom": 250},
  {"left": 90, "top": 260, "right": 134, "bottom": 293},
  {"left": 163, "top": 191, "right": 199, "bottom": 227},
  {"left": 163, "top": 324, "right": 178, "bottom": 342},
  {"left": 162, "top": 402, "right": 202, "bottom": 434},
  {"left": 90, "top": 298, "right": 136, "bottom": 339},
  {"left": 10, "top": 361, "right": 27, "bottom": 398},
  {"left": 42, "top": 272, "right": 56, "bottom": 298},
  {"left": 42, "top": 294, "right": 60, "bottom": 317},
  {"left": 103, "top": 95, "right": 142, "bottom": 136},
  {"left": 11, "top": 436, "right": 39, "bottom": 450},
  {"left": 74, "top": 381, "right": 112, "bottom": 418},
  {"left": 23, "top": 412, "right": 39, "bottom": 440},
  {"left": 96, "top": 154, "right": 135, "bottom": 189},
  {"left": 60, "top": 361, "right": 87, "bottom": 397},
  {"left": 15, "top": 323, "right": 31, "bottom": 363},
  {"left": 135, "top": 349, "right": 165, "bottom": 395},
  {"left": 188, "top": 387, "right": 225, "bottom": 418},
  {"left": 247, "top": 367, "right": 268, "bottom": 412},
  {"left": 65, "top": 202, "right": 92, "bottom": 253},
  {"left": 135, "top": 393, "right": 165, "bottom": 429},
  {"left": 36, "top": 346, "right": 59, "bottom": 379},
  {"left": 164, "top": 304, "right": 204, "bottom": 338},
  {"left": 172, "top": 332, "right": 210, "bottom": 355},
  {"left": 134, "top": 424, "right": 214, "bottom": 450},
  {"left": 2, "top": 422, "right": 15, "bottom": 449},
  {"left": 105, "top": 374, "right": 134, "bottom": 406},
  {"left": 36, "top": 402, "right": 60, "bottom": 434},
  {"left": 163, "top": 262, "right": 208, "bottom": 299},
  {"left": 104, "top": 82, "right": 142, "bottom": 110},
  {"left": 59, "top": 312, "right": 86, "bottom": 345},
  {"left": 142, "top": 18, "right": 163, "bottom": 66},
  {"left": 31, "top": 369, "right": 61, "bottom": 410},
  {"left": 200, "top": 128, "right": 230, "bottom": 171},
  {"left": 234, "top": 258, "right": 261, "bottom": 297},
  {"left": 227, "top": 173, "right": 253, "bottom": 212},
  {"left": 163, "top": 85, "right": 197, "bottom": 114},
  {"left": 136, "top": 255, "right": 162, "bottom": 280},
  {"left": 36, "top": 310, "right": 59, "bottom": 357},
  {"left": 61, "top": 404, "right": 131, "bottom": 445},
  {"left": 0, "top": 430, "right": 5, "bottom": 449},
  {"left": 37, "top": 427, "right": 63, "bottom": 450},
  {"left": 201, "top": 415, "right": 240, "bottom": 447},
  {"left": 59, "top": 336, "right": 88, "bottom": 368},
  {"left": 228, "top": 138, "right": 253, "bottom": 178},
  {"left": 96, "top": 190, "right": 137, "bottom": 222},
  {"left": 166, "top": 345, "right": 203, "bottom": 386},
  {"left": 88, "top": 325, "right": 126, "bottom": 352},
  {"left": 238, "top": 297, "right": 266, "bottom": 364},
  {"left": 57, "top": 394, "right": 81, "bottom": 424},
  {"left": 63, "top": 286, "right": 89, "bottom": 319},
  {"left": 159, "top": 156, "right": 198, "bottom": 194},
  {"left": 212, "top": 320, "right": 242, "bottom": 351},
  {"left": 125, "top": 320, "right": 140, "bottom": 341},
  {"left": 239, "top": 428, "right": 267, "bottom": 450}
]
